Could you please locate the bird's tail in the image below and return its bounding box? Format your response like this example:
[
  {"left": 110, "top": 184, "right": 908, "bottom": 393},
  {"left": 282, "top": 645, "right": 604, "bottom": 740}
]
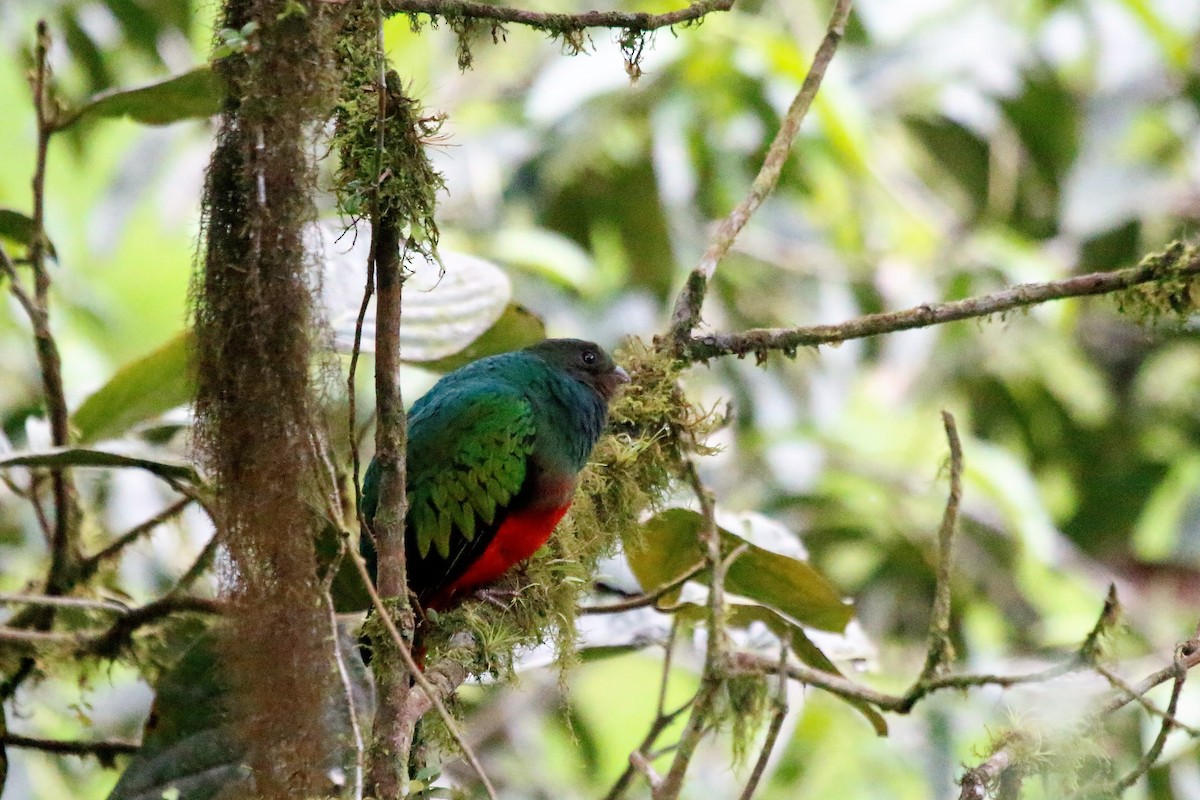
[{"left": 411, "top": 619, "right": 428, "bottom": 672}]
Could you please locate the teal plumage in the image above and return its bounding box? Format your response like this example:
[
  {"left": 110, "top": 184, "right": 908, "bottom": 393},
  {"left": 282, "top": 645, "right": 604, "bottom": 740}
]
[{"left": 362, "top": 339, "right": 628, "bottom": 610}]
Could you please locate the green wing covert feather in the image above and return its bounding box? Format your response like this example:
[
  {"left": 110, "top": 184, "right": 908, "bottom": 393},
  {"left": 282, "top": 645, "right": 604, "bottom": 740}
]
[{"left": 405, "top": 387, "right": 536, "bottom": 560}]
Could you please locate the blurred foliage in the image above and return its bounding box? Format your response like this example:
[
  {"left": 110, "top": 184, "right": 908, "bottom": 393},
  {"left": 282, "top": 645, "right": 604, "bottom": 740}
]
[{"left": 2, "top": 0, "right": 1200, "bottom": 798}]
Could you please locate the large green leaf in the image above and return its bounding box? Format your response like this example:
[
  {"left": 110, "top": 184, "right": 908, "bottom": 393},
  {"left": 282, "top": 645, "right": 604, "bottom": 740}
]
[
  {"left": 108, "top": 622, "right": 372, "bottom": 800},
  {"left": 625, "top": 508, "right": 853, "bottom": 633},
  {"left": 71, "top": 300, "right": 542, "bottom": 445},
  {"left": 73, "top": 333, "right": 192, "bottom": 444},
  {"left": 65, "top": 67, "right": 223, "bottom": 128},
  {"left": 0, "top": 447, "right": 198, "bottom": 483}
]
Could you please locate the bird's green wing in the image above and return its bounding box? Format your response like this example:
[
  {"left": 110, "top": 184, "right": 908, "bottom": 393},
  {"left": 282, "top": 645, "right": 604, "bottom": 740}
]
[{"left": 404, "top": 385, "right": 536, "bottom": 560}]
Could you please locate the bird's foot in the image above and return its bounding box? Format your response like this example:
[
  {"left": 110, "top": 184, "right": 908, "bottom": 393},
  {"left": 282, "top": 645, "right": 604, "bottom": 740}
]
[{"left": 470, "top": 586, "right": 521, "bottom": 609}]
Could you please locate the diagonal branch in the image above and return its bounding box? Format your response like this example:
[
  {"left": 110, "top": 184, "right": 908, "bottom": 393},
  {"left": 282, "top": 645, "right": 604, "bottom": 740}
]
[
  {"left": 78, "top": 497, "right": 193, "bottom": 579},
  {"left": 680, "top": 243, "right": 1200, "bottom": 362},
  {"left": 579, "top": 559, "right": 706, "bottom": 614},
  {"left": 667, "top": 0, "right": 853, "bottom": 349}
]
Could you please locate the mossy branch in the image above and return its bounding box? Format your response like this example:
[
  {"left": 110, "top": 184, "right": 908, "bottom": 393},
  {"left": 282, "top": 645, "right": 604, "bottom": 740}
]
[
  {"left": 381, "top": 0, "right": 732, "bottom": 34},
  {"left": 677, "top": 242, "right": 1200, "bottom": 363}
]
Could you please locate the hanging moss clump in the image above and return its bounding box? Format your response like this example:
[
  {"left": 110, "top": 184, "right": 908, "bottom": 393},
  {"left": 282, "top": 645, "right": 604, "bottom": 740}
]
[{"left": 191, "top": 0, "right": 340, "bottom": 795}]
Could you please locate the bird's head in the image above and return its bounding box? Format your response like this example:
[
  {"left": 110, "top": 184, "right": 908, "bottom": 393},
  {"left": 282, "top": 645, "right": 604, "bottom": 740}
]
[{"left": 527, "top": 338, "right": 630, "bottom": 403}]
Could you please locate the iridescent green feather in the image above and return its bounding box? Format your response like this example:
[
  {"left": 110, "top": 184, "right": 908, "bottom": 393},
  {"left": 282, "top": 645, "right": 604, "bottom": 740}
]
[{"left": 405, "top": 390, "right": 536, "bottom": 559}]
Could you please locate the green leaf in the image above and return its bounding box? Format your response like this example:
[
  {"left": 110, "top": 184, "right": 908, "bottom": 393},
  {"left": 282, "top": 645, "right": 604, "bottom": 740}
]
[
  {"left": 420, "top": 304, "right": 546, "bottom": 373},
  {"left": 672, "top": 600, "right": 887, "bottom": 736},
  {"left": 73, "top": 333, "right": 192, "bottom": 444},
  {"left": 0, "top": 447, "right": 198, "bottom": 483},
  {"left": 625, "top": 508, "right": 853, "bottom": 633},
  {"left": 0, "top": 208, "right": 56, "bottom": 258},
  {"left": 108, "top": 622, "right": 371, "bottom": 800},
  {"left": 67, "top": 67, "right": 223, "bottom": 128},
  {"left": 72, "top": 300, "right": 540, "bottom": 448}
]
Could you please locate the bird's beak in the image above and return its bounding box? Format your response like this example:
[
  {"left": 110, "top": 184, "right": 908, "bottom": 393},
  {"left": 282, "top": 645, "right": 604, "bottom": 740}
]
[{"left": 614, "top": 365, "right": 631, "bottom": 384}]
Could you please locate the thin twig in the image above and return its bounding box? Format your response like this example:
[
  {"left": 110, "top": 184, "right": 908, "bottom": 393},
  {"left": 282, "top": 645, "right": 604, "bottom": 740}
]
[
  {"left": 1, "top": 733, "right": 139, "bottom": 765},
  {"left": 347, "top": 245, "right": 375, "bottom": 530},
  {"left": 667, "top": 0, "right": 853, "bottom": 348},
  {"left": 382, "top": 0, "right": 731, "bottom": 34},
  {"left": 604, "top": 619, "right": 686, "bottom": 800},
  {"left": 1, "top": 23, "right": 78, "bottom": 706},
  {"left": 958, "top": 631, "right": 1200, "bottom": 797},
  {"left": 679, "top": 244, "right": 1200, "bottom": 362},
  {"left": 1102, "top": 636, "right": 1200, "bottom": 715},
  {"left": 326, "top": 594, "right": 366, "bottom": 800},
  {"left": 579, "top": 560, "right": 706, "bottom": 614},
  {"left": 78, "top": 497, "right": 193, "bottom": 576},
  {"left": 1110, "top": 650, "right": 1189, "bottom": 793},
  {"left": 0, "top": 596, "right": 221, "bottom": 656},
  {"left": 916, "top": 411, "right": 962, "bottom": 683},
  {"left": 29, "top": 22, "right": 75, "bottom": 594},
  {"left": 0, "top": 594, "right": 129, "bottom": 613},
  {"left": 1094, "top": 662, "right": 1200, "bottom": 738},
  {"left": 727, "top": 650, "right": 1086, "bottom": 714}
]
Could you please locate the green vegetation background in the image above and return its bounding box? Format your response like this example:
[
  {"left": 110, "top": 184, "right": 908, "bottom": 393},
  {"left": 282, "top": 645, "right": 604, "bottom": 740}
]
[{"left": 1, "top": 0, "right": 1199, "bottom": 797}]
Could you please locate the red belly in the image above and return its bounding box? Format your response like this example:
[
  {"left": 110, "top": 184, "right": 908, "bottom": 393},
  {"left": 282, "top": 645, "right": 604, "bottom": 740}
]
[{"left": 431, "top": 501, "right": 572, "bottom": 608}]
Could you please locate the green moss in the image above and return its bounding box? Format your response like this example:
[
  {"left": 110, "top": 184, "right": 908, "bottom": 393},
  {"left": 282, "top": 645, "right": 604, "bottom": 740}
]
[
  {"left": 332, "top": 7, "right": 443, "bottom": 253},
  {"left": 1113, "top": 241, "right": 1200, "bottom": 325}
]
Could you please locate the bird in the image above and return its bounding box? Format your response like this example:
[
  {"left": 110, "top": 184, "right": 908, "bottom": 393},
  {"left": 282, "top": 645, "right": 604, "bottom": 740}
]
[{"left": 360, "top": 338, "right": 629, "bottom": 613}]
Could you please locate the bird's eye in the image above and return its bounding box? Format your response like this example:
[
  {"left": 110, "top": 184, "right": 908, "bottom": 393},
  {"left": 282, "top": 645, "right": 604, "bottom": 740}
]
[{"left": 582, "top": 350, "right": 597, "bottom": 365}]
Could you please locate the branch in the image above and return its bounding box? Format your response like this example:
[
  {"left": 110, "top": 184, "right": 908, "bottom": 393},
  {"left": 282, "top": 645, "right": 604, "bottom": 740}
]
[
  {"left": 729, "top": 643, "right": 1091, "bottom": 716},
  {"left": 1094, "top": 662, "right": 1200, "bottom": 738},
  {"left": 916, "top": 412, "right": 962, "bottom": 683},
  {"left": 0, "top": 596, "right": 222, "bottom": 658},
  {"left": 604, "top": 619, "right": 687, "bottom": 800},
  {"left": 958, "top": 631, "right": 1200, "bottom": 798},
  {"left": 654, "top": 464, "right": 742, "bottom": 800},
  {"left": 1, "top": 733, "right": 139, "bottom": 767},
  {"left": 83, "top": 595, "right": 223, "bottom": 659},
  {"left": 958, "top": 747, "right": 1014, "bottom": 800},
  {"left": 1108, "top": 650, "right": 1189, "bottom": 793},
  {"left": 579, "top": 559, "right": 706, "bottom": 614},
  {"left": 666, "top": 0, "right": 853, "bottom": 348},
  {"left": 78, "top": 497, "right": 193, "bottom": 578},
  {"left": 362, "top": 57, "right": 416, "bottom": 800},
  {"left": 1102, "top": 635, "right": 1200, "bottom": 715},
  {"left": 1, "top": 23, "right": 79, "bottom": 705},
  {"left": 381, "top": 0, "right": 732, "bottom": 34},
  {"left": 679, "top": 243, "right": 1200, "bottom": 362}
]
